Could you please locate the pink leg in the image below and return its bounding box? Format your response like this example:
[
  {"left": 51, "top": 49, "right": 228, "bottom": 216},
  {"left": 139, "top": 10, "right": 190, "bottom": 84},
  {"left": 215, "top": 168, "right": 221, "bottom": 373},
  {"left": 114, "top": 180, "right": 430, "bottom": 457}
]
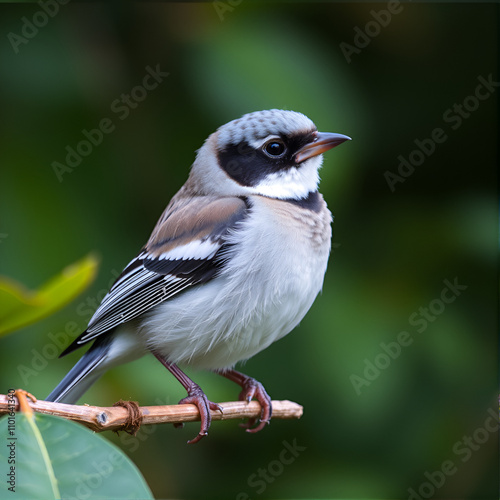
[
  {"left": 153, "top": 352, "right": 221, "bottom": 444},
  {"left": 217, "top": 369, "right": 272, "bottom": 433}
]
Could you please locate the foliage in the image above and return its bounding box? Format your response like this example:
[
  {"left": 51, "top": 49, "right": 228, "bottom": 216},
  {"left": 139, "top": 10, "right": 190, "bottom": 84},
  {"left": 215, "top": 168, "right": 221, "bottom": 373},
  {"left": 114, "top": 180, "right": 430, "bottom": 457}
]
[
  {"left": 0, "top": 254, "right": 99, "bottom": 337},
  {"left": 0, "top": 410, "right": 153, "bottom": 499}
]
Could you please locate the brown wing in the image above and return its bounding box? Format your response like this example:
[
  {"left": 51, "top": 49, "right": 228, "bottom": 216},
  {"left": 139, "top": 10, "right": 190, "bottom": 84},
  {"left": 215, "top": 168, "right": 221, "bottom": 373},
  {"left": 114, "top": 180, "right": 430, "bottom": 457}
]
[{"left": 60, "top": 195, "right": 249, "bottom": 356}]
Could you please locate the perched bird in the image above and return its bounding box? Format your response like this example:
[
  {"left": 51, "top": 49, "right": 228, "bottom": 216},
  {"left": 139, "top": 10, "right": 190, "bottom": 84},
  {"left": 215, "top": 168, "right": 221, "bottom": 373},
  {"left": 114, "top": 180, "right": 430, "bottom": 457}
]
[{"left": 46, "top": 109, "right": 350, "bottom": 443}]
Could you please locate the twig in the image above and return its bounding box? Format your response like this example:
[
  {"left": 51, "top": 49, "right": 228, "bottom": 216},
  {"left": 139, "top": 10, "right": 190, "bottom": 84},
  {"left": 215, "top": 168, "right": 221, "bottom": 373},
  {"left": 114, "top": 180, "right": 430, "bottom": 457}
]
[{"left": 0, "top": 394, "right": 303, "bottom": 433}]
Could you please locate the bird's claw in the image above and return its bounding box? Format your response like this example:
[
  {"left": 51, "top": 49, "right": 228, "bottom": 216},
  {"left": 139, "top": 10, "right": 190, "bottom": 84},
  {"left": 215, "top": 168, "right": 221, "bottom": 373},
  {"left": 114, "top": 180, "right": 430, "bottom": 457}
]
[
  {"left": 187, "top": 430, "right": 208, "bottom": 445},
  {"left": 177, "top": 386, "right": 222, "bottom": 444},
  {"left": 238, "top": 377, "right": 272, "bottom": 433}
]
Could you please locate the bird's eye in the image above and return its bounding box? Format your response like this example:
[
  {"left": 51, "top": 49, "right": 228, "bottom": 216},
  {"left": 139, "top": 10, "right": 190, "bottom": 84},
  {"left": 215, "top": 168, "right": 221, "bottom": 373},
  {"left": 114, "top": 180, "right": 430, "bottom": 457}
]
[{"left": 263, "top": 139, "right": 286, "bottom": 157}]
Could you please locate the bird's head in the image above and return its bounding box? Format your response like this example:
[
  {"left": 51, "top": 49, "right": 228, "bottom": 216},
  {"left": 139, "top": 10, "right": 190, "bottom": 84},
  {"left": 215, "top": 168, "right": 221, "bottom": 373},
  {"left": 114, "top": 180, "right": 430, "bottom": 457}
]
[{"left": 190, "top": 109, "right": 350, "bottom": 200}]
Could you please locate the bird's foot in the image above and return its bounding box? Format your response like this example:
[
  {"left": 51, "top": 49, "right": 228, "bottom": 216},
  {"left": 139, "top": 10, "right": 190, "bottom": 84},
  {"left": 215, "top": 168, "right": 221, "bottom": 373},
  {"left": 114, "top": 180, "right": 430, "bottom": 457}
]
[
  {"left": 238, "top": 377, "right": 272, "bottom": 433},
  {"left": 218, "top": 370, "right": 272, "bottom": 432},
  {"left": 177, "top": 385, "right": 222, "bottom": 444},
  {"left": 151, "top": 355, "right": 222, "bottom": 444}
]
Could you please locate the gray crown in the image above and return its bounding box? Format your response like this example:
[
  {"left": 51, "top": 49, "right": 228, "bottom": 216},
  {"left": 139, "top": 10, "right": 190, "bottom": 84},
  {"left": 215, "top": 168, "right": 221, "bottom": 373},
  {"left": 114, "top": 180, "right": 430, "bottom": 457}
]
[{"left": 216, "top": 109, "right": 317, "bottom": 148}]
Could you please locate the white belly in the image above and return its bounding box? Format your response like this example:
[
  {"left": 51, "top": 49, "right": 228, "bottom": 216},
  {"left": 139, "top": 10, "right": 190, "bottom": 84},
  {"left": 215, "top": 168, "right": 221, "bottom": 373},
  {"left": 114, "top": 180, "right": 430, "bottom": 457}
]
[{"left": 139, "top": 195, "right": 332, "bottom": 370}]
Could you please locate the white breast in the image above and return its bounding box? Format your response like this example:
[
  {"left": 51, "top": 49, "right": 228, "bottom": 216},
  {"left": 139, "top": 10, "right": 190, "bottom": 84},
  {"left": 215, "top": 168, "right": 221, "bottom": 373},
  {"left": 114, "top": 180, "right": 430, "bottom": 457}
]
[{"left": 140, "top": 195, "right": 332, "bottom": 370}]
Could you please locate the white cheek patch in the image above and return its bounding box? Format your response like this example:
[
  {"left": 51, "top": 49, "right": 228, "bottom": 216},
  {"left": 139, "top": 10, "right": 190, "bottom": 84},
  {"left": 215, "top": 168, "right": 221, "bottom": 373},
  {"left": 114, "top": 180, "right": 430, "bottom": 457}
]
[{"left": 250, "top": 156, "right": 322, "bottom": 199}]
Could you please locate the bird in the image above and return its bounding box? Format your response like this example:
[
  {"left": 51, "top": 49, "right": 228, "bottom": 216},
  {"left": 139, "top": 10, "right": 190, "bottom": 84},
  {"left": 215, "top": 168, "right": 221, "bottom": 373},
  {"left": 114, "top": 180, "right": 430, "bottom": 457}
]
[{"left": 46, "top": 109, "right": 351, "bottom": 444}]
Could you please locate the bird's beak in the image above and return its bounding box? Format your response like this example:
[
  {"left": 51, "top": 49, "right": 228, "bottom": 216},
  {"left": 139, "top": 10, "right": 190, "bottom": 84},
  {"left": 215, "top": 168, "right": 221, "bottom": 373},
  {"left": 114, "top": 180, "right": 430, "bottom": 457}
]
[{"left": 295, "top": 132, "right": 351, "bottom": 163}]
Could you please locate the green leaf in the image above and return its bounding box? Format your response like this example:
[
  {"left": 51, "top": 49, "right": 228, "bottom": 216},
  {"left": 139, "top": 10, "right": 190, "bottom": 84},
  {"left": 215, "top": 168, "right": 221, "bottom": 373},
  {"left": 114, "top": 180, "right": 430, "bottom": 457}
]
[
  {"left": 0, "top": 254, "right": 99, "bottom": 337},
  {"left": 0, "top": 412, "right": 154, "bottom": 499}
]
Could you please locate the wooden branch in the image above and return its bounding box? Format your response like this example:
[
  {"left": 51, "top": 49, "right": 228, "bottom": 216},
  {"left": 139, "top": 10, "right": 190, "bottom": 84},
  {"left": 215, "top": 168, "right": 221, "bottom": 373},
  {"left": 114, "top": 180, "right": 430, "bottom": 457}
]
[{"left": 0, "top": 394, "right": 303, "bottom": 433}]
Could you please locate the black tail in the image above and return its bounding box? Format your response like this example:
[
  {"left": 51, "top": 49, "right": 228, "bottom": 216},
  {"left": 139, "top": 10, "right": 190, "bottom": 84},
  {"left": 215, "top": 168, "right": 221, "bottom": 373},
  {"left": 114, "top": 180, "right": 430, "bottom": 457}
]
[{"left": 45, "top": 337, "right": 112, "bottom": 404}]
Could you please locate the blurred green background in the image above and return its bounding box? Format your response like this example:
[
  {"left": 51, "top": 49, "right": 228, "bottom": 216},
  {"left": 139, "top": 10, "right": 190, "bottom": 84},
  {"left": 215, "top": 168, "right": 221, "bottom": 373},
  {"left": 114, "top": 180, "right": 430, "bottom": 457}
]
[{"left": 0, "top": 2, "right": 497, "bottom": 499}]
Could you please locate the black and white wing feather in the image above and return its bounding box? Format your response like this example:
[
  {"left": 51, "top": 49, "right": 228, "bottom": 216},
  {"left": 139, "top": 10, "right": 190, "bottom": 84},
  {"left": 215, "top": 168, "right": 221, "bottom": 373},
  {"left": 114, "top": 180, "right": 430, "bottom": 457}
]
[{"left": 60, "top": 195, "right": 249, "bottom": 356}]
